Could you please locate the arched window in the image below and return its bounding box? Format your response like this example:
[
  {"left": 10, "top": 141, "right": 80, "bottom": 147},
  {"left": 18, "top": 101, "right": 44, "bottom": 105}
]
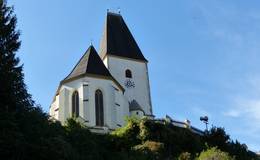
[
  {"left": 72, "top": 91, "right": 79, "bottom": 117},
  {"left": 125, "top": 69, "right": 132, "bottom": 78},
  {"left": 95, "top": 89, "right": 104, "bottom": 126}
]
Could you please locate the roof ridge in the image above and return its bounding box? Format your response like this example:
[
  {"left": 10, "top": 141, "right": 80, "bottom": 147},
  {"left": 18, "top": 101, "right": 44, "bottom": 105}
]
[{"left": 107, "top": 11, "right": 121, "bottom": 16}]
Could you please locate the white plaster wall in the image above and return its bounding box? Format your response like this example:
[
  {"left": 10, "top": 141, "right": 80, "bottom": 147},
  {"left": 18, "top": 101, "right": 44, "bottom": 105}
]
[
  {"left": 106, "top": 56, "right": 153, "bottom": 116},
  {"left": 58, "top": 88, "right": 70, "bottom": 124},
  {"left": 109, "top": 85, "right": 116, "bottom": 128},
  {"left": 83, "top": 83, "right": 90, "bottom": 123},
  {"left": 103, "top": 56, "right": 108, "bottom": 68},
  {"left": 49, "top": 105, "right": 55, "bottom": 118},
  {"left": 50, "top": 76, "right": 128, "bottom": 129},
  {"left": 50, "top": 95, "right": 60, "bottom": 120},
  {"left": 115, "top": 87, "right": 129, "bottom": 127}
]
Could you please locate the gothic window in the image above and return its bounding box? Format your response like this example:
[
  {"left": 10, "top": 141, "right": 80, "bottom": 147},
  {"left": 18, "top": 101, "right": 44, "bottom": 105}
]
[
  {"left": 72, "top": 91, "right": 79, "bottom": 117},
  {"left": 95, "top": 89, "right": 104, "bottom": 126},
  {"left": 125, "top": 69, "right": 132, "bottom": 78}
]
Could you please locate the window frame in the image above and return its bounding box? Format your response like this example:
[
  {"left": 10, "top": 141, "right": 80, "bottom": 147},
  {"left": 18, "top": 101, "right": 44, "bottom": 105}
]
[
  {"left": 72, "top": 91, "right": 79, "bottom": 117},
  {"left": 125, "top": 69, "right": 132, "bottom": 78},
  {"left": 95, "top": 89, "right": 104, "bottom": 126}
]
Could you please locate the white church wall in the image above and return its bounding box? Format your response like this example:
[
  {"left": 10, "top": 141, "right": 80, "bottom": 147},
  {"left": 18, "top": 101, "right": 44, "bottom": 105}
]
[
  {"left": 53, "top": 76, "right": 127, "bottom": 129},
  {"left": 78, "top": 85, "right": 84, "bottom": 118},
  {"left": 115, "top": 89, "right": 129, "bottom": 127},
  {"left": 103, "top": 56, "right": 108, "bottom": 68},
  {"left": 58, "top": 88, "right": 70, "bottom": 124},
  {"left": 53, "top": 95, "right": 60, "bottom": 119},
  {"left": 114, "top": 88, "right": 122, "bottom": 127},
  {"left": 109, "top": 85, "right": 116, "bottom": 129},
  {"left": 106, "top": 55, "right": 152, "bottom": 116},
  {"left": 49, "top": 104, "right": 55, "bottom": 118},
  {"left": 50, "top": 95, "right": 59, "bottom": 119},
  {"left": 83, "top": 83, "right": 90, "bottom": 124}
]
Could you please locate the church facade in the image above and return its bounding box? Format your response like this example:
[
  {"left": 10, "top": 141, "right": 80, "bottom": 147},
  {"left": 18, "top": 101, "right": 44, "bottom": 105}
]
[{"left": 50, "top": 12, "right": 153, "bottom": 131}]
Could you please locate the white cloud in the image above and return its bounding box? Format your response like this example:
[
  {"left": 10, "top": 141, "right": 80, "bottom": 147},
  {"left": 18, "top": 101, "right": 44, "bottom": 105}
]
[
  {"left": 236, "top": 99, "right": 260, "bottom": 121},
  {"left": 224, "top": 77, "right": 260, "bottom": 122},
  {"left": 223, "top": 109, "right": 240, "bottom": 118},
  {"left": 222, "top": 75, "right": 260, "bottom": 151}
]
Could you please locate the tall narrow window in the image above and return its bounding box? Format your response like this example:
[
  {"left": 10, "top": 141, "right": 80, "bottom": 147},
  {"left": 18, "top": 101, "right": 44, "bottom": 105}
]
[
  {"left": 125, "top": 69, "right": 132, "bottom": 78},
  {"left": 72, "top": 91, "right": 79, "bottom": 117},
  {"left": 95, "top": 89, "right": 104, "bottom": 126}
]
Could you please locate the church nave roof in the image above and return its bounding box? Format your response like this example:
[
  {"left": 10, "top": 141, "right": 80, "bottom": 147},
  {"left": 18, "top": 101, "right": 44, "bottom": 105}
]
[
  {"left": 63, "top": 45, "right": 112, "bottom": 81},
  {"left": 60, "top": 45, "right": 124, "bottom": 92}
]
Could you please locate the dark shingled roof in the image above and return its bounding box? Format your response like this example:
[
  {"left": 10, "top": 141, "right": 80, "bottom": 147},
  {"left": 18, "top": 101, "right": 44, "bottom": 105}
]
[
  {"left": 64, "top": 45, "right": 112, "bottom": 81},
  {"left": 100, "top": 12, "right": 148, "bottom": 62},
  {"left": 129, "top": 99, "right": 143, "bottom": 112},
  {"left": 52, "top": 45, "right": 125, "bottom": 104}
]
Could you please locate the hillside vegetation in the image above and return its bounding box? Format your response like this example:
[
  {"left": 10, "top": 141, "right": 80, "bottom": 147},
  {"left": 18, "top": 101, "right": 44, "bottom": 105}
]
[{"left": 0, "top": 0, "right": 259, "bottom": 159}]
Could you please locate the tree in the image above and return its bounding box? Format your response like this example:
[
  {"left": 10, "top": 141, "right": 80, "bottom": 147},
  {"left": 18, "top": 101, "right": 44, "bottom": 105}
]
[
  {"left": 0, "top": 1, "right": 35, "bottom": 158},
  {"left": 204, "top": 127, "right": 230, "bottom": 151},
  {"left": 0, "top": 0, "right": 33, "bottom": 113}
]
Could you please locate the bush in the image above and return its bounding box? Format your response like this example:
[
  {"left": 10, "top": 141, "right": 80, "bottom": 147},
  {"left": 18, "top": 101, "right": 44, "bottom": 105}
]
[
  {"left": 133, "top": 141, "right": 164, "bottom": 160},
  {"left": 197, "top": 147, "right": 234, "bottom": 160},
  {"left": 178, "top": 152, "right": 192, "bottom": 160}
]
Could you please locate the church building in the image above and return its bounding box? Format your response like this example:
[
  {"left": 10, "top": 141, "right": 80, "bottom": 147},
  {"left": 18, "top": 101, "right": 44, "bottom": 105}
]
[{"left": 50, "top": 12, "right": 153, "bottom": 131}]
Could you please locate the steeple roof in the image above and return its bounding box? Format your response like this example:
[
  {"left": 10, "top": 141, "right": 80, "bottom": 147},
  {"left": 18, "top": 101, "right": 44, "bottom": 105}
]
[
  {"left": 100, "top": 12, "right": 148, "bottom": 62},
  {"left": 63, "top": 45, "right": 112, "bottom": 81},
  {"left": 52, "top": 45, "right": 124, "bottom": 103}
]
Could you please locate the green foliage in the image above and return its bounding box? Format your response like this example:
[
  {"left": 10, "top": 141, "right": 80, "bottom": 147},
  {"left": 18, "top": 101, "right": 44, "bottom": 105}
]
[
  {"left": 227, "top": 140, "right": 258, "bottom": 160},
  {"left": 112, "top": 116, "right": 142, "bottom": 148},
  {"left": 0, "top": 0, "right": 33, "bottom": 113},
  {"left": 204, "top": 127, "right": 230, "bottom": 151},
  {"left": 197, "top": 147, "right": 234, "bottom": 160},
  {"left": 203, "top": 127, "right": 259, "bottom": 160},
  {"left": 133, "top": 141, "right": 164, "bottom": 160},
  {"left": 112, "top": 117, "right": 204, "bottom": 158},
  {"left": 178, "top": 152, "right": 192, "bottom": 160}
]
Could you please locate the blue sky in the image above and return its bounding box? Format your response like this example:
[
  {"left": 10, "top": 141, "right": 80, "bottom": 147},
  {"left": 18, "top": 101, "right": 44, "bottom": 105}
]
[{"left": 9, "top": 0, "right": 260, "bottom": 151}]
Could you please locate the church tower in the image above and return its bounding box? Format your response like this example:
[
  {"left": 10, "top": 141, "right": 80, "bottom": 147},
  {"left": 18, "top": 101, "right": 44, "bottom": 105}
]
[
  {"left": 50, "top": 12, "right": 154, "bottom": 132},
  {"left": 100, "top": 12, "right": 153, "bottom": 117}
]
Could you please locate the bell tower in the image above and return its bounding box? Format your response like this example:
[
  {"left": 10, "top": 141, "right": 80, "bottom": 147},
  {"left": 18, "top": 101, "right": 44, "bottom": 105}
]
[{"left": 99, "top": 12, "right": 153, "bottom": 116}]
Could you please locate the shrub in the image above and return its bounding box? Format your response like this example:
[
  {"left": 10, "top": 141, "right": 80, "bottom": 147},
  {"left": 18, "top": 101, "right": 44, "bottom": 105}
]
[
  {"left": 178, "top": 152, "right": 192, "bottom": 160},
  {"left": 197, "top": 147, "right": 234, "bottom": 160},
  {"left": 133, "top": 141, "right": 164, "bottom": 160}
]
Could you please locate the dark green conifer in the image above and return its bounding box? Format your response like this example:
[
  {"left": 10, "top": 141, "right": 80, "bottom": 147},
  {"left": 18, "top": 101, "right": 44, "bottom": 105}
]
[{"left": 0, "top": 0, "right": 33, "bottom": 112}]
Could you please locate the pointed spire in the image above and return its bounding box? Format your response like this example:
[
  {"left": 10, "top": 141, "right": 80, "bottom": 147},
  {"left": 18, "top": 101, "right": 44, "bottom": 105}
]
[
  {"left": 63, "top": 45, "right": 112, "bottom": 81},
  {"left": 90, "top": 39, "right": 93, "bottom": 46},
  {"left": 99, "top": 12, "right": 148, "bottom": 62}
]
